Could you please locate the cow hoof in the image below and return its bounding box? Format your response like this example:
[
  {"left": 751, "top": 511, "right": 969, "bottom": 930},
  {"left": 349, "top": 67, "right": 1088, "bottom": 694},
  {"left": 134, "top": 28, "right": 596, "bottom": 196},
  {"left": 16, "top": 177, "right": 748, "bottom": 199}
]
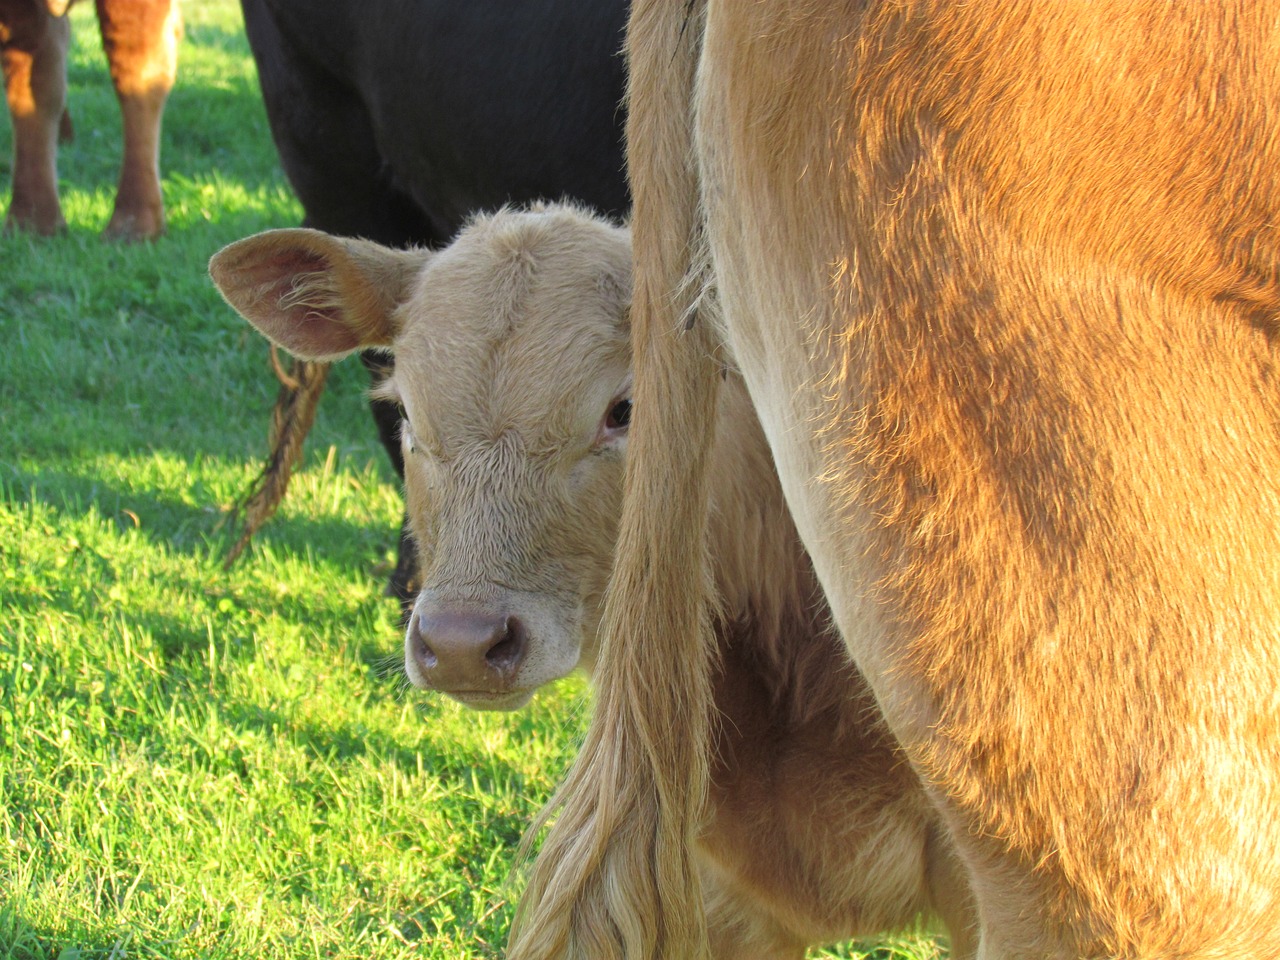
[
  {"left": 4, "top": 211, "right": 67, "bottom": 237},
  {"left": 102, "top": 211, "right": 165, "bottom": 242}
]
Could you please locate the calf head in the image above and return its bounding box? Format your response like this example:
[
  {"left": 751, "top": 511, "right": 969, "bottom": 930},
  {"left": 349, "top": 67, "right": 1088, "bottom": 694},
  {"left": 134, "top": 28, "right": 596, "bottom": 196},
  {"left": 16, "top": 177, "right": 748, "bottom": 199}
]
[{"left": 211, "top": 206, "right": 633, "bottom": 708}]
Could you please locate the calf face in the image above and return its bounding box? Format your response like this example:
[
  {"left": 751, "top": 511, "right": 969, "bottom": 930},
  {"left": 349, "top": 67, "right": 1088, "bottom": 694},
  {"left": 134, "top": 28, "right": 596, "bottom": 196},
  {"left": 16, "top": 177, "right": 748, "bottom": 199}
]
[
  {"left": 211, "top": 206, "right": 632, "bottom": 709},
  {"left": 234, "top": 0, "right": 631, "bottom": 605}
]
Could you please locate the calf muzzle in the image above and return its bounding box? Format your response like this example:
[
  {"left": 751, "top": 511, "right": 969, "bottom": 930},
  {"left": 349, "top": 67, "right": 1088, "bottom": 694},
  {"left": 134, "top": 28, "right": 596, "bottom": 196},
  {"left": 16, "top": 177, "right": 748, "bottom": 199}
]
[{"left": 407, "top": 608, "right": 528, "bottom": 694}]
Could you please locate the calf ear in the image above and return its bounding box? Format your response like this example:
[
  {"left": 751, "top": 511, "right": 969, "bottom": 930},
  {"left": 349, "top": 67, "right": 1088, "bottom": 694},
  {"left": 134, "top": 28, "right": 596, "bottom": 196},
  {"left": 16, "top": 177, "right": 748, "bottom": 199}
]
[{"left": 208, "top": 228, "right": 429, "bottom": 361}]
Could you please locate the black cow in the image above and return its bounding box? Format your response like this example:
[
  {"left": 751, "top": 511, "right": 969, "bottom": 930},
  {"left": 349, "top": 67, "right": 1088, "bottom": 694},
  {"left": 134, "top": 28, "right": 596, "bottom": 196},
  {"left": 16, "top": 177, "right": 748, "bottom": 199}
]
[{"left": 237, "top": 0, "right": 630, "bottom": 603}]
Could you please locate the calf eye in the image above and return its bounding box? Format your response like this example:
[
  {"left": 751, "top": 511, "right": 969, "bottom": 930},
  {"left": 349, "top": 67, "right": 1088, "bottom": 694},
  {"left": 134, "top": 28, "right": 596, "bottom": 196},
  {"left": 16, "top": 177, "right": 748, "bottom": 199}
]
[
  {"left": 606, "top": 398, "right": 632, "bottom": 431},
  {"left": 398, "top": 414, "right": 418, "bottom": 455}
]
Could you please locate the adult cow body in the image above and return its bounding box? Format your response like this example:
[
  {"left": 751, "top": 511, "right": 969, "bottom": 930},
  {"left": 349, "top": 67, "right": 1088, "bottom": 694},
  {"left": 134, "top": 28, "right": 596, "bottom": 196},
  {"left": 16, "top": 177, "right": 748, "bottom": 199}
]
[
  {"left": 238, "top": 0, "right": 629, "bottom": 596},
  {"left": 512, "top": 3, "right": 1280, "bottom": 960}
]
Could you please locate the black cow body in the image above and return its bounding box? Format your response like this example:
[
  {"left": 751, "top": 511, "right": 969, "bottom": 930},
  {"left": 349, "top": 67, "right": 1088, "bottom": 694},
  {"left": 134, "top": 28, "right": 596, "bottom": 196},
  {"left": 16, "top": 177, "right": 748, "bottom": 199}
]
[{"left": 239, "top": 0, "right": 630, "bottom": 601}]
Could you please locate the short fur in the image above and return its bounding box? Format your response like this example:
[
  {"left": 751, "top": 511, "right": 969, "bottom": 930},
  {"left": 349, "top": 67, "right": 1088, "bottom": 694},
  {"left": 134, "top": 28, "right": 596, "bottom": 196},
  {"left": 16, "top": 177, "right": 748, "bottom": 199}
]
[
  {"left": 232, "top": 0, "right": 631, "bottom": 603},
  {"left": 0, "top": 0, "right": 179, "bottom": 239},
  {"left": 209, "top": 205, "right": 978, "bottom": 958},
  {"left": 510, "top": 2, "right": 1280, "bottom": 959}
]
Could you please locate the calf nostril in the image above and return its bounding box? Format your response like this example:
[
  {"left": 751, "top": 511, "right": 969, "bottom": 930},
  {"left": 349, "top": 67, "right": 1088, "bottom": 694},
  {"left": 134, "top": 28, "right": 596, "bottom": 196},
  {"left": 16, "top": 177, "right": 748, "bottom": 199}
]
[
  {"left": 485, "top": 616, "right": 527, "bottom": 672},
  {"left": 410, "top": 614, "right": 438, "bottom": 669},
  {"left": 410, "top": 610, "right": 526, "bottom": 684}
]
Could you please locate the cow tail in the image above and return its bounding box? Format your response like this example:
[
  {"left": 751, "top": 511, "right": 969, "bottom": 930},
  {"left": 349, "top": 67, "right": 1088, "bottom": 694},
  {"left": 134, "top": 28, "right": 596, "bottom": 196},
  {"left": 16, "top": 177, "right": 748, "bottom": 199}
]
[
  {"left": 221, "top": 354, "right": 329, "bottom": 568},
  {"left": 507, "top": 1, "right": 717, "bottom": 958}
]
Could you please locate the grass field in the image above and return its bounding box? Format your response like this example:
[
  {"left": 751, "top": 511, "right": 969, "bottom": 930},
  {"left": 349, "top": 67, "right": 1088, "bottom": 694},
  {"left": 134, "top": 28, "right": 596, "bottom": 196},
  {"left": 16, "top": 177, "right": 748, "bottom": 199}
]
[{"left": 0, "top": 3, "right": 947, "bottom": 957}]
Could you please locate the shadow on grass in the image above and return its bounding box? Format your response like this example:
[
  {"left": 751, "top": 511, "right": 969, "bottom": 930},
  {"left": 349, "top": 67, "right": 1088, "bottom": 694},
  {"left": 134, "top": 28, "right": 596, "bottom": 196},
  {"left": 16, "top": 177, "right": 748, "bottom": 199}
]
[
  {"left": 1, "top": 461, "right": 395, "bottom": 569},
  {"left": 1, "top": 467, "right": 405, "bottom": 685}
]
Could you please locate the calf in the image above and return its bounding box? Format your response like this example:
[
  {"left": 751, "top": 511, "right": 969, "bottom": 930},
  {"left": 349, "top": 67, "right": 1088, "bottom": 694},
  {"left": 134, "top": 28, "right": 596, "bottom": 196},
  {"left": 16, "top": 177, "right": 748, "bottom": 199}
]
[
  {"left": 231, "top": 0, "right": 629, "bottom": 597},
  {"left": 1, "top": 0, "right": 179, "bottom": 239},
  {"left": 512, "top": 2, "right": 1280, "bottom": 959},
  {"left": 209, "top": 205, "right": 978, "bottom": 959}
]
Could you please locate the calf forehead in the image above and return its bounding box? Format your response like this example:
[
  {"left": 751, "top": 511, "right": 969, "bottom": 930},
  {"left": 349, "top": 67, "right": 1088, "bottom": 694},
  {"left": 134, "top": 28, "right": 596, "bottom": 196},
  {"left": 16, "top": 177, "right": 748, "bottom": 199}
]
[{"left": 391, "top": 209, "right": 631, "bottom": 452}]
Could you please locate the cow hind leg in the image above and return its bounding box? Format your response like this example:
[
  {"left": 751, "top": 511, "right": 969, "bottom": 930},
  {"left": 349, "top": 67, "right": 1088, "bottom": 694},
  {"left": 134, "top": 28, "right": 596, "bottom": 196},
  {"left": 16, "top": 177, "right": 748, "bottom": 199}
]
[
  {"left": 95, "top": 0, "right": 179, "bottom": 240},
  {"left": 3, "top": 3, "right": 69, "bottom": 235},
  {"left": 923, "top": 822, "right": 978, "bottom": 960},
  {"left": 706, "top": 911, "right": 805, "bottom": 960},
  {"left": 701, "top": 872, "right": 808, "bottom": 960}
]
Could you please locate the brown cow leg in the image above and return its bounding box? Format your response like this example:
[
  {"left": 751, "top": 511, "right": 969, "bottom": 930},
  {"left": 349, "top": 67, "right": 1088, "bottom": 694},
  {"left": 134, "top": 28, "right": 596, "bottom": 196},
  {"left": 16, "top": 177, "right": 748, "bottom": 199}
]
[
  {"left": 2, "top": 2, "right": 69, "bottom": 235},
  {"left": 924, "top": 820, "right": 979, "bottom": 960},
  {"left": 95, "top": 0, "right": 179, "bottom": 240},
  {"left": 705, "top": 899, "right": 806, "bottom": 960}
]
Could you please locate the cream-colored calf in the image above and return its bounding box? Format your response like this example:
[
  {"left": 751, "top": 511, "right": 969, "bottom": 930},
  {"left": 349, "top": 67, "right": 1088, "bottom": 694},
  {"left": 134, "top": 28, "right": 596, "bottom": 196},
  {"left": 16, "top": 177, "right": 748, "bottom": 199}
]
[{"left": 210, "top": 205, "right": 977, "bottom": 959}]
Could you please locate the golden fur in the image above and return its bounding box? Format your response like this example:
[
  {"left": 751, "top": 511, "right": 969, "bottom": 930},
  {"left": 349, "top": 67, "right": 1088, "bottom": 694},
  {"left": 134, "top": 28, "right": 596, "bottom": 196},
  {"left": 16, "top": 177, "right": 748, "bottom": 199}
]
[
  {"left": 510, "top": 2, "right": 1280, "bottom": 959},
  {"left": 209, "top": 205, "right": 977, "bottom": 957}
]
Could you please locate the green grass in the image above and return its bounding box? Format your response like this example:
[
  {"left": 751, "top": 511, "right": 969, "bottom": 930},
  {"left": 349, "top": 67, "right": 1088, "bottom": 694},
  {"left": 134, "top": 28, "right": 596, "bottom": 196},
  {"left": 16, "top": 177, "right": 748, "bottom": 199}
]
[{"left": 0, "top": 3, "right": 946, "bottom": 957}]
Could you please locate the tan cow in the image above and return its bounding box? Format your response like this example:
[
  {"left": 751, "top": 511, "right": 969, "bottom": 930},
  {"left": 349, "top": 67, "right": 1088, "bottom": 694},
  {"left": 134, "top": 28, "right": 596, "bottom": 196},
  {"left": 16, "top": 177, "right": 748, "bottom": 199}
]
[
  {"left": 508, "top": 2, "right": 1280, "bottom": 960},
  {"left": 1, "top": 0, "right": 179, "bottom": 239},
  {"left": 209, "top": 204, "right": 978, "bottom": 959}
]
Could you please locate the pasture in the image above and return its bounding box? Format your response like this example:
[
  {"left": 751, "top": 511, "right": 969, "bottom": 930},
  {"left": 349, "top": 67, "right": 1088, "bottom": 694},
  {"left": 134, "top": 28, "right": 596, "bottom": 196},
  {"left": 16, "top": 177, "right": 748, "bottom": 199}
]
[{"left": 0, "top": 3, "right": 945, "bottom": 957}]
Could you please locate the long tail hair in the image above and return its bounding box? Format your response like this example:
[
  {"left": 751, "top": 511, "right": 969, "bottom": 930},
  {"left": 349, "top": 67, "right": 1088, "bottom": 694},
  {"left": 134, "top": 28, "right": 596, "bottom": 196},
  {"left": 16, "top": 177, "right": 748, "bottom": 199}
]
[{"left": 507, "top": 2, "right": 718, "bottom": 957}]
